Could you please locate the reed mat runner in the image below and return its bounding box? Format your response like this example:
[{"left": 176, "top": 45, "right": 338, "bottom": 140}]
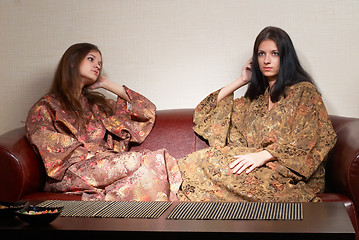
[
  {"left": 37, "top": 200, "right": 172, "bottom": 219},
  {"left": 167, "top": 202, "right": 303, "bottom": 220}
]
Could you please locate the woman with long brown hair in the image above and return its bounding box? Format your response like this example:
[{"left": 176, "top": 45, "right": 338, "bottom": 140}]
[{"left": 25, "top": 43, "right": 182, "bottom": 201}]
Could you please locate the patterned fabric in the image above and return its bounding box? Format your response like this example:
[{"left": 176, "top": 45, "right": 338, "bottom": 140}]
[
  {"left": 178, "top": 82, "right": 337, "bottom": 202},
  {"left": 25, "top": 86, "right": 182, "bottom": 201}
]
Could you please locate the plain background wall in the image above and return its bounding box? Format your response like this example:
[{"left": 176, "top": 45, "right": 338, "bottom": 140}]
[{"left": 1, "top": 0, "right": 358, "bottom": 134}]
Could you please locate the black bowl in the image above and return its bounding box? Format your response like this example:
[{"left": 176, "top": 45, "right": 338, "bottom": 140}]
[
  {"left": 16, "top": 205, "right": 63, "bottom": 225},
  {"left": 0, "top": 201, "right": 29, "bottom": 218}
]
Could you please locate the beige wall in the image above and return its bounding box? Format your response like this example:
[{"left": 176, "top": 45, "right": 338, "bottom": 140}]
[{"left": 1, "top": 0, "right": 358, "bottom": 134}]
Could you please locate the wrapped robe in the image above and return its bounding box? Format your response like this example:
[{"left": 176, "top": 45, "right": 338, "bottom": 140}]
[
  {"left": 25, "top": 86, "right": 182, "bottom": 201},
  {"left": 177, "top": 82, "right": 337, "bottom": 202}
]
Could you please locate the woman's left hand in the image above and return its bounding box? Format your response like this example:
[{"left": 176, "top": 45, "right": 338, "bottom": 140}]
[
  {"left": 88, "top": 75, "right": 108, "bottom": 90},
  {"left": 229, "top": 150, "right": 274, "bottom": 175},
  {"left": 88, "top": 75, "right": 130, "bottom": 102}
]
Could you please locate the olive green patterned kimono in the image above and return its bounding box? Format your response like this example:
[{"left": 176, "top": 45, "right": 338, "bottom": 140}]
[{"left": 177, "top": 82, "right": 337, "bottom": 202}]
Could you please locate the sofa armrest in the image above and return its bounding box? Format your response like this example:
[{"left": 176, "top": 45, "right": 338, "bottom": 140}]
[
  {"left": 327, "top": 115, "right": 359, "bottom": 216},
  {"left": 0, "top": 127, "right": 45, "bottom": 201}
]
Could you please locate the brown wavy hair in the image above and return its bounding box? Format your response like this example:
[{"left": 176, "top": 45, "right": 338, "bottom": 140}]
[{"left": 49, "top": 43, "right": 114, "bottom": 122}]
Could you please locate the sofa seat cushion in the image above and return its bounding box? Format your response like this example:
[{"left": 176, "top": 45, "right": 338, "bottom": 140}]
[{"left": 22, "top": 192, "right": 81, "bottom": 201}]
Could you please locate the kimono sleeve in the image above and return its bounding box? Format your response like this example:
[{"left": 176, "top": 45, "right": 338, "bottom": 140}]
[
  {"left": 264, "top": 84, "right": 337, "bottom": 179},
  {"left": 101, "top": 86, "right": 156, "bottom": 144},
  {"left": 193, "top": 89, "right": 234, "bottom": 147},
  {"left": 25, "top": 98, "right": 88, "bottom": 181}
]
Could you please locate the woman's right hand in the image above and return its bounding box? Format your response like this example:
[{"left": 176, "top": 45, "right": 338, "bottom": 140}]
[
  {"left": 240, "top": 58, "right": 252, "bottom": 86},
  {"left": 217, "top": 58, "right": 253, "bottom": 104}
]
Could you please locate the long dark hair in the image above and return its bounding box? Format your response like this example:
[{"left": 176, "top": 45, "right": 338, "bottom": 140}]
[
  {"left": 245, "top": 26, "right": 313, "bottom": 102},
  {"left": 49, "top": 43, "right": 113, "bottom": 121}
]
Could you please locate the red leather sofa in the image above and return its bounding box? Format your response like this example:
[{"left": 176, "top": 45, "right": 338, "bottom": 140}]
[{"left": 1, "top": 109, "right": 359, "bottom": 236}]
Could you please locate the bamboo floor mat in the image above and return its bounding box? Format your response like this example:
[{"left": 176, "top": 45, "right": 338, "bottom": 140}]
[
  {"left": 37, "top": 200, "right": 302, "bottom": 220},
  {"left": 167, "top": 202, "right": 303, "bottom": 220},
  {"left": 37, "top": 200, "right": 172, "bottom": 219}
]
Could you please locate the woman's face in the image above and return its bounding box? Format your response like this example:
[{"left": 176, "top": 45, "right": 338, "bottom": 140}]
[
  {"left": 257, "top": 39, "right": 280, "bottom": 85},
  {"left": 79, "top": 50, "right": 102, "bottom": 87}
]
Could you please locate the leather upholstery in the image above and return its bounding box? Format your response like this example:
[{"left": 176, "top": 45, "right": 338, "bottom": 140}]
[{"left": 1, "top": 108, "right": 358, "bottom": 237}]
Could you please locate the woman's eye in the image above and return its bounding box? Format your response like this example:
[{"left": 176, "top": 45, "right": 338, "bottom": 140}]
[
  {"left": 273, "top": 52, "right": 280, "bottom": 56},
  {"left": 258, "top": 52, "right": 265, "bottom": 56},
  {"left": 88, "top": 57, "right": 94, "bottom": 61}
]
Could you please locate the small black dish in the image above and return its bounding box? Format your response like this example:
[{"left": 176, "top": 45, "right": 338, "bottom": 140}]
[
  {"left": 15, "top": 205, "right": 63, "bottom": 225},
  {"left": 0, "top": 201, "right": 29, "bottom": 219}
]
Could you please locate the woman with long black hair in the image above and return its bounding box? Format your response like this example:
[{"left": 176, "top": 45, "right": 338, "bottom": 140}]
[{"left": 178, "top": 26, "right": 337, "bottom": 202}]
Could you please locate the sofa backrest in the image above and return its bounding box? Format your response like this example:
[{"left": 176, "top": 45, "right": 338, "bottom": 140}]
[{"left": 130, "top": 108, "right": 207, "bottom": 158}]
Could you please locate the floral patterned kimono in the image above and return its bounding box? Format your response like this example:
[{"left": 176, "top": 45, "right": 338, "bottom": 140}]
[
  {"left": 25, "top": 86, "right": 182, "bottom": 201},
  {"left": 177, "top": 82, "right": 337, "bottom": 202}
]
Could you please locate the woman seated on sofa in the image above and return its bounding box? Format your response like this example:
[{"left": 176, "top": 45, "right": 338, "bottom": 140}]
[
  {"left": 177, "top": 26, "right": 337, "bottom": 202},
  {"left": 25, "top": 43, "right": 182, "bottom": 201}
]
